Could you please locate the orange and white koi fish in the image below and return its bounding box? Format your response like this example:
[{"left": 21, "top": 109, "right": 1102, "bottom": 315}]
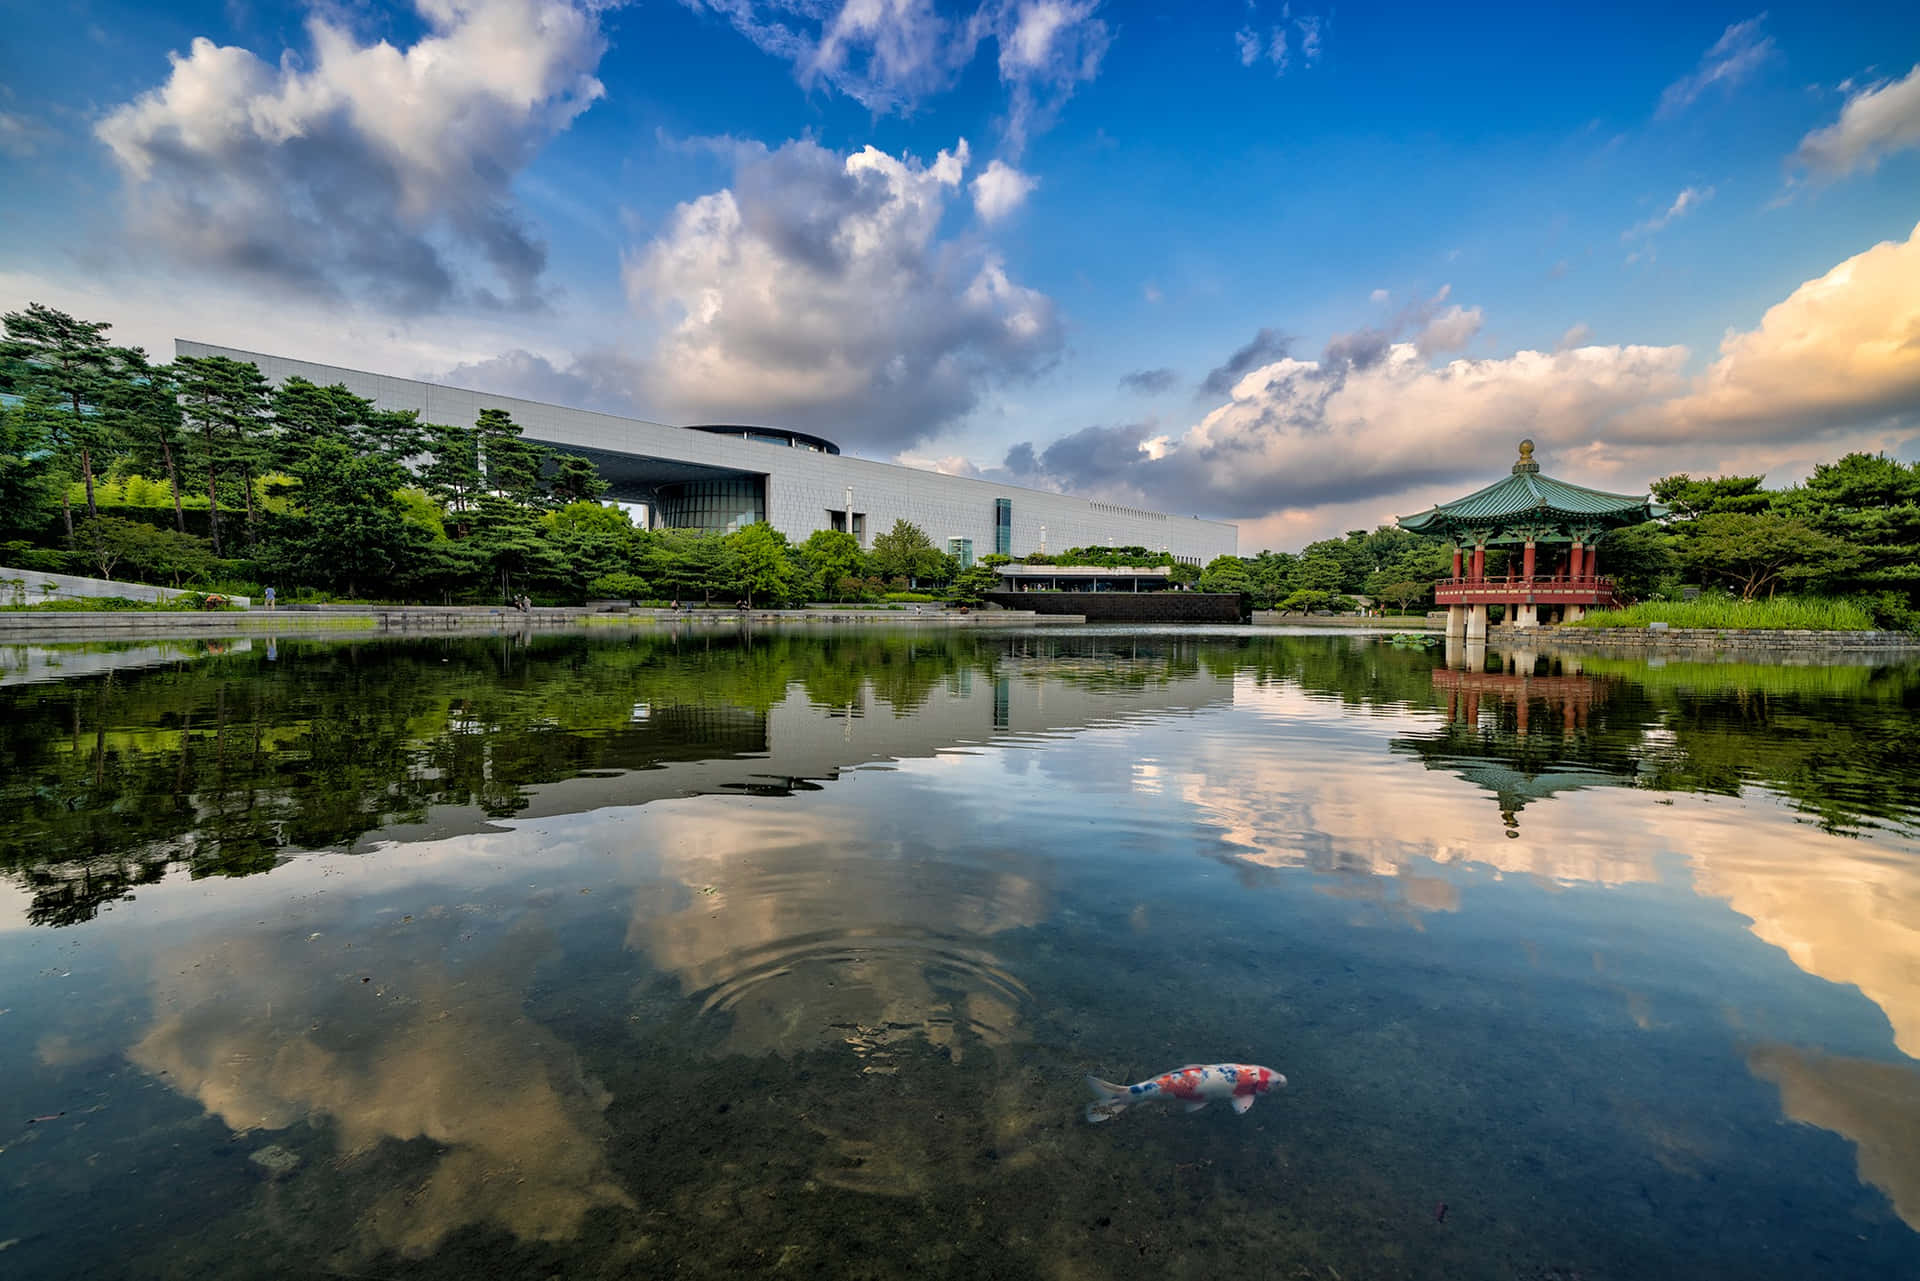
[{"left": 1084, "top": 1063, "right": 1285, "bottom": 1123}]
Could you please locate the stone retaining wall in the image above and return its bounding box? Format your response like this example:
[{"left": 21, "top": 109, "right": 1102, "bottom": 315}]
[
  {"left": 0, "top": 605, "right": 1073, "bottom": 640},
  {"left": 1251, "top": 612, "right": 1438, "bottom": 629},
  {"left": 1493, "top": 624, "right": 1920, "bottom": 652},
  {"left": 2, "top": 566, "right": 251, "bottom": 608}
]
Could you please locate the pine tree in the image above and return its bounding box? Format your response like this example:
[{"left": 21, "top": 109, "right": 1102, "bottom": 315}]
[{"left": 1, "top": 303, "right": 122, "bottom": 536}]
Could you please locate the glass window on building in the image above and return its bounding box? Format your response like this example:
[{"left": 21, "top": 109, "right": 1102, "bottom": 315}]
[
  {"left": 827, "top": 510, "right": 867, "bottom": 542},
  {"left": 948, "top": 537, "right": 974, "bottom": 568},
  {"left": 994, "top": 498, "right": 1012, "bottom": 556},
  {"left": 656, "top": 477, "right": 765, "bottom": 532}
]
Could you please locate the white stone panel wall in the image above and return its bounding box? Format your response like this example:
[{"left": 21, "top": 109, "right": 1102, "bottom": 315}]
[{"left": 178, "top": 342, "right": 1238, "bottom": 563}]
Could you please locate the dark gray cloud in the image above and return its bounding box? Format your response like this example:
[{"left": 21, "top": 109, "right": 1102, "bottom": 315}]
[
  {"left": 1199, "top": 328, "right": 1291, "bottom": 396},
  {"left": 439, "top": 349, "right": 644, "bottom": 419},
  {"left": 1118, "top": 367, "right": 1178, "bottom": 395},
  {"left": 94, "top": 2, "right": 612, "bottom": 312}
]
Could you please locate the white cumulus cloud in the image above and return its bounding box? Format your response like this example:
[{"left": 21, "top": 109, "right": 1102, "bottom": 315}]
[
  {"left": 685, "top": 0, "right": 1107, "bottom": 151},
  {"left": 622, "top": 135, "right": 1062, "bottom": 450},
  {"left": 970, "top": 158, "right": 1037, "bottom": 221},
  {"left": 1658, "top": 219, "right": 1920, "bottom": 440},
  {"left": 94, "top": 0, "right": 614, "bottom": 311},
  {"left": 1795, "top": 64, "right": 1920, "bottom": 177}
]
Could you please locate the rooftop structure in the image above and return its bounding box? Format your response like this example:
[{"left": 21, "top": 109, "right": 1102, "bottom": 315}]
[
  {"left": 1398, "top": 440, "right": 1666, "bottom": 637},
  {"left": 174, "top": 341, "right": 1238, "bottom": 565},
  {"left": 994, "top": 564, "right": 1174, "bottom": 592}
]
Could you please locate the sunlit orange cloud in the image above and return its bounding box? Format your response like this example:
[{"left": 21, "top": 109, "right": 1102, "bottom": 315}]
[{"left": 1170, "top": 679, "right": 1920, "bottom": 1058}]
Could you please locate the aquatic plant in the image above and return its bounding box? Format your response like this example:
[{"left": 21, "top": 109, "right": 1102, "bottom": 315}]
[{"left": 1567, "top": 595, "right": 1877, "bottom": 631}]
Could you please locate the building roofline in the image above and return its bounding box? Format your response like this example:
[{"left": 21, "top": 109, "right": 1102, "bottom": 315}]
[{"left": 173, "top": 338, "right": 1238, "bottom": 533}]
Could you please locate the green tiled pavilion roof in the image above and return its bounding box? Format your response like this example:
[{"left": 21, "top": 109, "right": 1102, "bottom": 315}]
[{"left": 1397, "top": 440, "right": 1665, "bottom": 536}]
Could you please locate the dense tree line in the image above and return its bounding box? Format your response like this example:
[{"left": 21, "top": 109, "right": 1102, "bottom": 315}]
[
  {"left": 0, "top": 304, "right": 976, "bottom": 606},
  {"left": 1190, "top": 458, "right": 1920, "bottom": 627}
]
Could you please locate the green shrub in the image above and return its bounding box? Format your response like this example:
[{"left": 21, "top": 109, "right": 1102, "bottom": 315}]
[
  {"left": 1567, "top": 595, "right": 1877, "bottom": 631},
  {"left": 588, "top": 572, "right": 651, "bottom": 602},
  {"left": 882, "top": 591, "right": 936, "bottom": 603}
]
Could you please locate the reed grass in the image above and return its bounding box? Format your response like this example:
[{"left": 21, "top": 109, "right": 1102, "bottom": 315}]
[{"left": 1566, "top": 596, "right": 1876, "bottom": 631}]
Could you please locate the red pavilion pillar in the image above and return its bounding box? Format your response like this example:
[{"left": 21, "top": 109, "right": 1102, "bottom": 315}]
[
  {"left": 1470, "top": 542, "right": 1485, "bottom": 581},
  {"left": 1452, "top": 546, "right": 1463, "bottom": 579},
  {"left": 1570, "top": 541, "right": 1584, "bottom": 580},
  {"left": 1521, "top": 538, "right": 1536, "bottom": 582}
]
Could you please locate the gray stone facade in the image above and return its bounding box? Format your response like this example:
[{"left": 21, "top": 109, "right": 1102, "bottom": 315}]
[{"left": 178, "top": 341, "right": 1237, "bottom": 565}]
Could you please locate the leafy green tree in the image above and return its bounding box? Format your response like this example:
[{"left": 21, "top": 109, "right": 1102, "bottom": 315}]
[
  {"left": 73, "top": 516, "right": 149, "bottom": 580},
  {"left": 422, "top": 423, "right": 483, "bottom": 532},
  {"left": 1651, "top": 473, "right": 1773, "bottom": 522},
  {"left": 544, "top": 500, "right": 638, "bottom": 595},
  {"left": 550, "top": 454, "right": 609, "bottom": 505},
  {"left": 104, "top": 352, "right": 190, "bottom": 533},
  {"left": 175, "top": 354, "right": 272, "bottom": 554},
  {"left": 1783, "top": 452, "right": 1920, "bottom": 602},
  {"left": 283, "top": 439, "right": 412, "bottom": 599},
  {"left": 1, "top": 303, "right": 124, "bottom": 534},
  {"left": 1300, "top": 534, "right": 1369, "bottom": 592},
  {"left": 1295, "top": 555, "right": 1346, "bottom": 593},
  {"left": 727, "top": 521, "right": 794, "bottom": 606},
  {"left": 1371, "top": 579, "right": 1427, "bottom": 614},
  {"left": 0, "top": 389, "right": 62, "bottom": 535},
  {"left": 868, "top": 519, "right": 949, "bottom": 585},
  {"left": 476, "top": 408, "right": 547, "bottom": 505},
  {"left": 1680, "top": 513, "right": 1861, "bottom": 600},
  {"left": 1596, "top": 523, "right": 1679, "bottom": 601},
  {"left": 643, "top": 528, "right": 731, "bottom": 603},
  {"left": 588, "top": 572, "right": 651, "bottom": 602},
  {"left": 1278, "top": 588, "right": 1335, "bottom": 612},
  {"left": 1197, "top": 555, "right": 1254, "bottom": 593},
  {"left": 469, "top": 494, "right": 565, "bottom": 601},
  {"left": 948, "top": 564, "right": 1000, "bottom": 603},
  {"left": 798, "top": 529, "right": 865, "bottom": 600}
]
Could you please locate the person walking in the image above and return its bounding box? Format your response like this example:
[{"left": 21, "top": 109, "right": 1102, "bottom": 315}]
[{"left": 264, "top": 585, "right": 275, "bottom": 610}]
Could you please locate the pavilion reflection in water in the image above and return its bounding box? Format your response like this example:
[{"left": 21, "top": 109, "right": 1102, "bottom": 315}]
[{"left": 1398, "top": 644, "right": 1641, "bottom": 834}]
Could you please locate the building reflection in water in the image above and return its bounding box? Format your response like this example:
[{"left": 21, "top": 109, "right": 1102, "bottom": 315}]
[
  {"left": 1402, "top": 649, "right": 1630, "bottom": 835},
  {"left": 108, "top": 640, "right": 1241, "bottom": 1226}
]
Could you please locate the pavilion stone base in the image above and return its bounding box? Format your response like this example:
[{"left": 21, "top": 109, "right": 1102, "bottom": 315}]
[
  {"left": 1465, "top": 604, "right": 1488, "bottom": 641},
  {"left": 1514, "top": 603, "right": 1539, "bottom": 628},
  {"left": 1446, "top": 605, "right": 1466, "bottom": 639}
]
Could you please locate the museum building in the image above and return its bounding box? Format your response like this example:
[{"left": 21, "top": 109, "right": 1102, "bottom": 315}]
[{"left": 176, "top": 342, "right": 1239, "bottom": 566}]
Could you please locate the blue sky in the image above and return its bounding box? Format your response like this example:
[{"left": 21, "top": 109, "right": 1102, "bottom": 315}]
[{"left": 3, "top": 0, "right": 1918, "bottom": 547}]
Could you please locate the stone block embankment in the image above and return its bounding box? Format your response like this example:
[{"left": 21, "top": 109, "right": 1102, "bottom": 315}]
[
  {"left": 1496, "top": 625, "right": 1920, "bottom": 653},
  {"left": 0, "top": 604, "right": 1074, "bottom": 641}
]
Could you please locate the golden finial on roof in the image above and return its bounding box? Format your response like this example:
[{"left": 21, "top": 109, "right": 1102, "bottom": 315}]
[{"left": 1512, "top": 438, "right": 1540, "bottom": 474}]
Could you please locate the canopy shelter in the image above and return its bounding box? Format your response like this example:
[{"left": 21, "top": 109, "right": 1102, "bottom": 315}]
[{"left": 1397, "top": 440, "right": 1666, "bottom": 635}]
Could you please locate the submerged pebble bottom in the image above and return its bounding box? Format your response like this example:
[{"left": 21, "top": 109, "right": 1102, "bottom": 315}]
[{"left": 0, "top": 628, "right": 1918, "bottom": 1279}]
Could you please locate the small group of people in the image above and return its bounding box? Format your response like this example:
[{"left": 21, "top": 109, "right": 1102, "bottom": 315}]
[{"left": 511, "top": 593, "right": 532, "bottom": 612}]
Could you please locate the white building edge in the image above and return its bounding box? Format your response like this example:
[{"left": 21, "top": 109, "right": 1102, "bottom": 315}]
[{"left": 176, "top": 341, "right": 1237, "bottom": 567}]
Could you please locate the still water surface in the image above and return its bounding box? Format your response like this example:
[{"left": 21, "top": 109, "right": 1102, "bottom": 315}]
[{"left": 2, "top": 626, "right": 1919, "bottom": 1279}]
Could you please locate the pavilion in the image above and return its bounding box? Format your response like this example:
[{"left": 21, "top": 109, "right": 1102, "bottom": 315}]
[{"left": 1397, "top": 440, "right": 1666, "bottom": 639}]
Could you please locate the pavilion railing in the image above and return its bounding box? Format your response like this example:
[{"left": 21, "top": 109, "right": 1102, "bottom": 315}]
[{"left": 1439, "top": 574, "right": 1614, "bottom": 591}]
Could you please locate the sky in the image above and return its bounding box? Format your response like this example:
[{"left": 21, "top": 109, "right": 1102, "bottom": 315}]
[{"left": 2, "top": 0, "right": 1918, "bottom": 550}]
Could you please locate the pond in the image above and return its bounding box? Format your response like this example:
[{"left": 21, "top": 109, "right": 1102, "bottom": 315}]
[{"left": 2, "top": 625, "right": 1918, "bottom": 1279}]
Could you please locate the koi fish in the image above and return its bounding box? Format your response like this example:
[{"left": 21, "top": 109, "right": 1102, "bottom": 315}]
[{"left": 1085, "top": 1062, "right": 1285, "bottom": 1123}]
